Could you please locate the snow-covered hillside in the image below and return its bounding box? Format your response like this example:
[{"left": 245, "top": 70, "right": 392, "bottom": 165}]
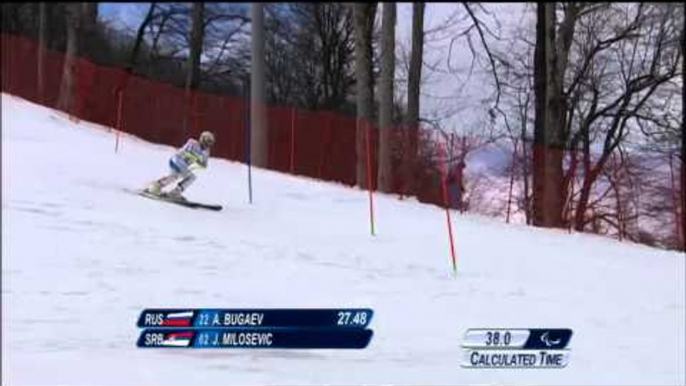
[{"left": 2, "top": 94, "right": 684, "bottom": 385}]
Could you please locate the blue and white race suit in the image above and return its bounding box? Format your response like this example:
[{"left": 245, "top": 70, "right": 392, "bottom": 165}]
[{"left": 158, "top": 139, "right": 210, "bottom": 192}]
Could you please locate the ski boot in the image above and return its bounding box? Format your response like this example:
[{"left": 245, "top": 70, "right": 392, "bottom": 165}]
[
  {"left": 164, "top": 186, "right": 187, "bottom": 202},
  {"left": 144, "top": 181, "right": 163, "bottom": 196}
]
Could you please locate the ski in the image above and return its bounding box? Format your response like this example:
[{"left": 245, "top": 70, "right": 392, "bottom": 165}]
[{"left": 133, "top": 189, "right": 223, "bottom": 211}]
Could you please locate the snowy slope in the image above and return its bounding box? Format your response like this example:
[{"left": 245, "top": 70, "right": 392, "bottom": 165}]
[{"left": 2, "top": 93, "right": 684, "bottom": 385}]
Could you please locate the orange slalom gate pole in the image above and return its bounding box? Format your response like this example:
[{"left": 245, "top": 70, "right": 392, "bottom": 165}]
[
  {"left": 365, "top": 120, "right": 376, "bottom": 236},
  {"left": 114, "top": 89, "right": 124, "bottom": 153},
  {"left": 439, "top": 143, "right": 457, "bottom": 274}
]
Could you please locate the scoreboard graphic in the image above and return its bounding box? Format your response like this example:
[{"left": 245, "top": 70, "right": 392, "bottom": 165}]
[
  {"left": 136, "top": 310, "right": 572, "bottom": 364},
  {"left": 136, "top": 308, "right": 374, "bottom": 349},
  {"left": 461, "top": 328, "right": 573, "bottom": 369}
]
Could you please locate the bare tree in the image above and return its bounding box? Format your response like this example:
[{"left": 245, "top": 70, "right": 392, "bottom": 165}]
[
  {"left": 378, "top": 2, "right": 396, "bottom": 193},
  {"left": 79, "top": 2, "right": 98, "bottom": 58},
  {"left": 402, "top": 2, "right": 425, "bottom": 195},
  {"left": 532, "top": 2, "right": 581, "bottom": 228},
  {"left": 182, "top": 2, "right": 205, "bottom": 137},
  {"left": 137, "top": 3, "right": 248, "bottom": 94},
  {"left": 201, "top": 3, "right": 250, "bottom": 92},
  {"left": 568, "top": 4, "right": 681, "bottom": 233},
  {"left": 37, "top": 2, "right": 47, "bottom": 102},
  {"left": 265, "top": 4, "right": 355, "bottom": 111},
  {"left": 494, "top": 3, "right": 682, "bottom": 246},
  {"left": 501, "top": 45, "right": 535, "bottom": 223},
  {"left": 353, "top": 2, "right": 377, "bottom": 189},
  {"left": 681, "top": 12, "right": 685, "bottom": 252},
  {"left": 264, "top": 4, "right": 297, "bottom": 105},
  {"left": 80, "top": 3, "right": 97, "bottom": 32},
  {"left": 251, "top": 2, "right": 268, "bottom": 168},
  {"left": 532, "top": 2, "right": 551, "bottom": 227},
  {"left": 57, "top": 3, "right": 81, "bottom": 114},
  {"left": 126, "top": 3, "right": 157, "bottom": 75},
  {"left": 312, "top": 3, "right": 356, "bottom": 111}
]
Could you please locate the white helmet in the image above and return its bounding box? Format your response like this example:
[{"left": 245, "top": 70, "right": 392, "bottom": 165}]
[{"left": 199, "top": 131, "right": 216, "bottom": 147}]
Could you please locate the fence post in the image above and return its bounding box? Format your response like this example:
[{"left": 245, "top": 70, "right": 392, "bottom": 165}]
[
  {"left": 192, "top": 92, "right": 199, "bottom": 134},
  {"left": 267, "top": 111, "right": 274, "bottom": 170},
  {"left": 114, "top": 89, "right": 124, "bottom": 153},
  {"left": 319, "top": 113, "right": 332, "bottom": 179},
  {"left": 290, "top": 107, "right": 296, "bottom": 174},
  {"left": 244, "top": 77, "right": 253, "bottom": 204},
  {"left": 365, "top": 120, "right": 376, "bottom": 236}
]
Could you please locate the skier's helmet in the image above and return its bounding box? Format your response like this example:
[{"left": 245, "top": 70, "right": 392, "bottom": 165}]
[{"left": 199, "top": 131, "right": 216, "bottom": 147}]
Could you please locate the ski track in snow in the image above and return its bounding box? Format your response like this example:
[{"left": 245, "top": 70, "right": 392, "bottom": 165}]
[{"left": 2, "top": 94, "right": 685, "bottom": 385}]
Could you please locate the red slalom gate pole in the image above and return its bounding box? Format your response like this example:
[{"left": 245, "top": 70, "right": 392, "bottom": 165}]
[
  {"left": 439, "top": 143, "right": 457, "bottom": 274},
  {"left": 114, "top": 89, "right": 124, "bottom": 153},
  {"left": 365, "top": 120, "right": 376, "bottom": 236}
]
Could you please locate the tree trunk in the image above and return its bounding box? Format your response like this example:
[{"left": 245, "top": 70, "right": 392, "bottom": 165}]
[
  {"left": 574, "top": 169, "right": 598, "bottom": 231},
  {"left": 574, "top": 140, "right": 617, "bottom": 231},
  {"left": 520, "top": 100, "right": 532, "bottom": 224},
  {"left": 251, "top": 2, "right": 268, "bottom": 168},
  {"left": 353, "top": 3, "right": 376, "bottom": 189},
  {"left": 37, "top": 2, "right": 47, "bottom": 103},
  {"left": 127, "top": 3, "right": 157, "bottom": 75},
  {"left": 403, "top": 2, "right": 424, "bottom": 196},
  {"left": 81, "top": 3, "right": 98, "bottom": 30},
  {"left": 532, "top": 2, "right": 572, "bottom": 228},
  {"left": 186, "top": 3, "right": 205, "bottom": 92},
  {"left": 378, "top": 2, "right": 396, "bottom": 193},
  {"left": 681, "top": 17, "right": 685, "bottom": 252},
  {"left": 533, "top": 2, "right": 550, "bottom": 227},
  {"left": 79, "top": 2, "right": 98, "bottom": 59},
  {"left": 57, "top": 3, "right": 80, "bottom": 114},
  {"left": 1, "top": 4, "right": 16, "bottom": 34},
  {"left": 183, "top": 2, "right": 205, "bottom": 138}
]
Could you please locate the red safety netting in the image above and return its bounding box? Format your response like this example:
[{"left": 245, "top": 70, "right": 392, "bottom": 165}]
[
  {"left": 3, "top": 33, "right": 683, "bottom": 250},
  {"left": 1, "top": 33, "right": 445, "bottom": 207}
]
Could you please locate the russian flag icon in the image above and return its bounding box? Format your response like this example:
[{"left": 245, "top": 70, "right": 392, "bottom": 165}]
[{"left": 162, "top": 311, "right": 194, "bottom": 327}]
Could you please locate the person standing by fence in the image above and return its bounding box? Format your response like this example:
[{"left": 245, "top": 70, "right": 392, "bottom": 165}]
[{"left": 446, "top": 159, "right": 466, "bottom": 212}]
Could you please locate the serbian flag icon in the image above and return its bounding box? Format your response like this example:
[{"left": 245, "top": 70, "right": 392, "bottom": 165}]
[
  {"left": 162, "top": 311, "right": 194, "bottom": 327},
  {"left": 161, "top": 331, "right": 194, "bottom": 347}
]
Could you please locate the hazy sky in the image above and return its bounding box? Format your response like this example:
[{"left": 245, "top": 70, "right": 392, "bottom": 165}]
[
  {"left": 99, "top": 3, "right": 532, "bottom": 134},
  {"left": 395, "top": 3, "right": 530, "bottom": 130}
]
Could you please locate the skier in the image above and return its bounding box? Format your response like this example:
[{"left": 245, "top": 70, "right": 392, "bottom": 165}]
[
  {"left": 144, "top": 131, "right": 216, "bottom": 200},
  {"left": 446, "top": 158, "right": 466, "bottom": 212}
]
